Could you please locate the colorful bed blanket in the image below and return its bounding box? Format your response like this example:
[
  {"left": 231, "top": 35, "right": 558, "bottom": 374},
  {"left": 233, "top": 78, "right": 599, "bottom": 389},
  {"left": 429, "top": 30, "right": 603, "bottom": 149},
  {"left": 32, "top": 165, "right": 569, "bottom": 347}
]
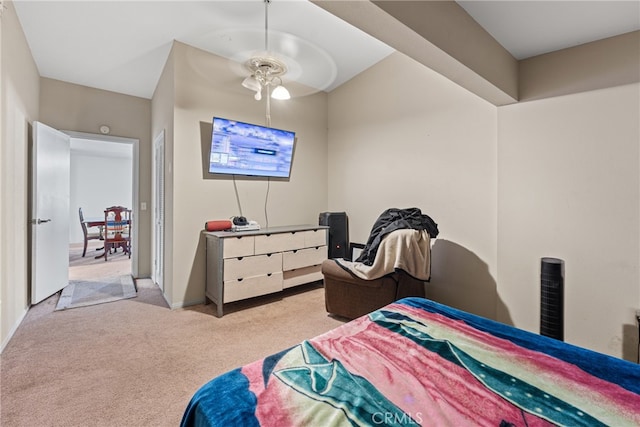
[{"left": 181, "top": 298, "right": 640, "bottom": 426}]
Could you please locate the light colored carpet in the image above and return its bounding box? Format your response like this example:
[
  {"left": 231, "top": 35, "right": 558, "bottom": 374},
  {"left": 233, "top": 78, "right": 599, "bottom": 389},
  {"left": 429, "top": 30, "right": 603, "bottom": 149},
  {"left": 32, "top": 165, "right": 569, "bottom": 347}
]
[
  {"left": 2, "top": 241, "right": 344, "bottom": 426},
  {"left": 1, "top": 279, "right": 344, "bottom": 427},
  {"left": 55, "top": 274, "right": 137, "bottom": 310}
]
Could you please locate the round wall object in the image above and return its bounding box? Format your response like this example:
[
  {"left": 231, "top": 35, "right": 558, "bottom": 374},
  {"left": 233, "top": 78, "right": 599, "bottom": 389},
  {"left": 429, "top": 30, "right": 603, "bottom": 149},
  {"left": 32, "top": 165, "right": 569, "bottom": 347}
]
[{"left": 99, "top": 125, "right": 110, "bottom": 134}]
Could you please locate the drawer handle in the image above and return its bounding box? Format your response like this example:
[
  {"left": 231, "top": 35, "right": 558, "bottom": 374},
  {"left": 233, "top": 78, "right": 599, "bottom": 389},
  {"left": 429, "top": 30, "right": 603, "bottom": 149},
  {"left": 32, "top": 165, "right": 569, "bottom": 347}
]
[
  {"left": 267, "top": 253, "right": 272, "bottom": 257},
  {"left": 266, "top": 233, "right": 271, "bottom": 237},
  {"left": 291, "top": 231, "right": 296, "bottom": 234},
  {"left": 236, "top": 236, "right": 243, "bottom": 240},
  {"left": 292, "top": 249, "right": 298, "bottom": 253},
  {"left": 238, "top": 278, "right": 244, "bottom": 282},
  {"left": 267, "top": 273, "right": 272, "bottom": 277},
  {"left": 237, "top": 257, "right": 243, "bottom": 261}
]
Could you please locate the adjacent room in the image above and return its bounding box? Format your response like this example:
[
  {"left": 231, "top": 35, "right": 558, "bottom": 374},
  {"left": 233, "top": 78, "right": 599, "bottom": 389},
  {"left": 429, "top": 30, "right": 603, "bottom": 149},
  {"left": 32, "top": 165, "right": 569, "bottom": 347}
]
[
  {"left": 1, "top": 0, "right": 639, "bottom": 425},
  {"left": 67, "top": 137, "right": 135, "bottom": 309}
]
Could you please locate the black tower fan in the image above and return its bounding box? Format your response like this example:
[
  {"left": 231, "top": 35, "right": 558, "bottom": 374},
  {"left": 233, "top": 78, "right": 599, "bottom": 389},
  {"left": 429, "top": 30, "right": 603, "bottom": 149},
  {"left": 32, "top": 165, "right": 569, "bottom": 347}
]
[{"left": 540, "top": 257, "right": 564, "bottom": 341}]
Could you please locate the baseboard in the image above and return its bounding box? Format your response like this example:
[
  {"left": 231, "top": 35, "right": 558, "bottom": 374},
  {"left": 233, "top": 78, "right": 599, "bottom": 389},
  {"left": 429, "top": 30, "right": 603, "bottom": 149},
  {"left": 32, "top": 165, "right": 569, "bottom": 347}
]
[
  {"left": 160, "top": 291, "right": 172, "bottom": 309},
  {"left": 170, "top": 298, "right": 206, "bottom": 310},
  {"left": 146, "top": 278, "right": 204, "bottom": 310},
  {"left": 0, "top": 306, "right": 29, "bottom": 353}
]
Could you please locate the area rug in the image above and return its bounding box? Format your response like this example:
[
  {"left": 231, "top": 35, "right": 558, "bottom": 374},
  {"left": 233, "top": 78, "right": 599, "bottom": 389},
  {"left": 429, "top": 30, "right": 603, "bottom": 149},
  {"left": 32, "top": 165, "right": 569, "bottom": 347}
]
[{"left": 55, "top": 274, "right": 137, "bottom": 310}]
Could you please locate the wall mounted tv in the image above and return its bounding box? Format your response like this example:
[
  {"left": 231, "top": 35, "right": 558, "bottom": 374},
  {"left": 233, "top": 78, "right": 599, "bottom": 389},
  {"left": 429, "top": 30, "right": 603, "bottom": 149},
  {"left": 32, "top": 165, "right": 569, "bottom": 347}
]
[{"left": 208, "top": 117, "right": 296, "bottom": 178}]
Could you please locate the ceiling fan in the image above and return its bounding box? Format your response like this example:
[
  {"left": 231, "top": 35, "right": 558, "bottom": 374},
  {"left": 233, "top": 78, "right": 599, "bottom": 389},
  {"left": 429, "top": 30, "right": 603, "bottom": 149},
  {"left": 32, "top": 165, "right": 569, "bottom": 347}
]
[
  {"left": 219, "top": 0, "right": 337, "bottom": 105},
  {"left": 240, "top": 0, "right": 291, "bottom": 102}
]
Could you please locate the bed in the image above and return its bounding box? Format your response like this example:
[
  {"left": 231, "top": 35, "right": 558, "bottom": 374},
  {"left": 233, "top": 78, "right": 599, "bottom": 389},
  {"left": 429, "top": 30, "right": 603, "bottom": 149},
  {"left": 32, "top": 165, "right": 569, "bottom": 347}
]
[{"left": 181, "top": 297, "right": 640, "bottom": 426}]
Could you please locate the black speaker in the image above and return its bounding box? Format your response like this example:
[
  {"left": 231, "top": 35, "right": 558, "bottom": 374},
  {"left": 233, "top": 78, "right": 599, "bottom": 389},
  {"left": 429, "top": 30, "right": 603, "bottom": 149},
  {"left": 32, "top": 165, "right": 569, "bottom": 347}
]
[
  {"left": 319, "top": 212, "right": 349, "bottom": 259},
  {"left": 540, "top": 257, "right": 564, "bottom": 341}
]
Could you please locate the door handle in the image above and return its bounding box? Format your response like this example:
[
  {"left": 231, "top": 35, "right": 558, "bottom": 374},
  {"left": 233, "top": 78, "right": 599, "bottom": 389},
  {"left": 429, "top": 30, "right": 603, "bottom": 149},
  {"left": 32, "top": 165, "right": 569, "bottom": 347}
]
[{"left": 30, "top": 218, "right": 51, "bottom": 224}]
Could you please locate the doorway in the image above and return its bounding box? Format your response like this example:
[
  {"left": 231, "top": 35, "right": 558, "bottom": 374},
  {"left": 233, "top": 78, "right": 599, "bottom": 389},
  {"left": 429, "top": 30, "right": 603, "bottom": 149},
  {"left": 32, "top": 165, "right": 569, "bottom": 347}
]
[
  {"left": 30, "top": 125, "right": 140, "bottom": 305},
  {"left": 65, "top": 131, "right": 139, "bottom": 283}
]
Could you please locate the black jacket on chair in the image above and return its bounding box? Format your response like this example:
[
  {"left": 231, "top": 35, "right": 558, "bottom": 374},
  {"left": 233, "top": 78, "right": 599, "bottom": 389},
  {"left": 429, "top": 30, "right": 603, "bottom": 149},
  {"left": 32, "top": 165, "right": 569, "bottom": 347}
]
[{"left": 355, "top": 207, "right": 439, "bottom": 266}]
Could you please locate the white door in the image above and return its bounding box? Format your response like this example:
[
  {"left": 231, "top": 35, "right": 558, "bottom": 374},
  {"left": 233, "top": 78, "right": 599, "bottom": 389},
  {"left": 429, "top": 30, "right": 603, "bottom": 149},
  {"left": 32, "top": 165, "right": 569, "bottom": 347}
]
[
  {"left": 153, "top": 131, "right": 165, "bottom": 291},
  {"left": 31, "top": 122, "right": 70, "bottom": 304}
]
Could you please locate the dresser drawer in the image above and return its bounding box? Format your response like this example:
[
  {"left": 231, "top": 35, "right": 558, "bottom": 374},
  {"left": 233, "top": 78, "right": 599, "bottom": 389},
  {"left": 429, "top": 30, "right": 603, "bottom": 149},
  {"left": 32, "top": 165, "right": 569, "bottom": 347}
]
[
  {"left": 223, "top": 253, "right": 282, "bottom": 281},
  {"left": 283, "top": 265, "right": 323, "bottom": 289},
  {"left": 302, "top": 229, "right": 327, "bottom": 248},
  {"left": 282, "top": 246, "right": 327, "bottom": 271},
  {"left": 254, "top": 231, "right": 305, "bottom": 254},
  {"left": 223, "top": 235, "right": 254, "bottom": 258},
  {"left": 224, "top": 272, "right": 283, "bottom": 303}
]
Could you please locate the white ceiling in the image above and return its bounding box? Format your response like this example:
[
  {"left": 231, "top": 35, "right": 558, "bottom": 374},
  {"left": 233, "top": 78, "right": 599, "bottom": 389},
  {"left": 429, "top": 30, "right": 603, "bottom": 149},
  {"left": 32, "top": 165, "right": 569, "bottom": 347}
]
[
  {"left": 457, "top": 0, "right": 640, "bottom": 60},
  {"left": 13, "top": 1, "right": 640, "bottom": 100}
]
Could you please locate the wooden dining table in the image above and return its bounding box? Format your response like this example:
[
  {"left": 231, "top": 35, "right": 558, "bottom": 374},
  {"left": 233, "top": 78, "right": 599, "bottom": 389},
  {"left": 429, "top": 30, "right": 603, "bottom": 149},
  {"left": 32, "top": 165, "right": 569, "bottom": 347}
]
[{"left": 83, "top": 217, "right": 106, "bottom": 229}]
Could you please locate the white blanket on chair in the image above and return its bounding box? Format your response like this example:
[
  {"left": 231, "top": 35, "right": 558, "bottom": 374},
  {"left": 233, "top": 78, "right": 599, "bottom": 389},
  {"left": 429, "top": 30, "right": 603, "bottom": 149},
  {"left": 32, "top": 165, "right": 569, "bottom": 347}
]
[{"left": 336, "top": 229, "right": 431, "bottom": 281}]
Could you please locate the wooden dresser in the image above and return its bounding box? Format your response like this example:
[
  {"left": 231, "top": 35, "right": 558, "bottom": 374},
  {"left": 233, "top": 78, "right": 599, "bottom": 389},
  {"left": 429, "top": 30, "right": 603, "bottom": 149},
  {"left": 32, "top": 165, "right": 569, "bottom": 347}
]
[{"left": 204, "top": 225, "right": 328, "bottom": 317}]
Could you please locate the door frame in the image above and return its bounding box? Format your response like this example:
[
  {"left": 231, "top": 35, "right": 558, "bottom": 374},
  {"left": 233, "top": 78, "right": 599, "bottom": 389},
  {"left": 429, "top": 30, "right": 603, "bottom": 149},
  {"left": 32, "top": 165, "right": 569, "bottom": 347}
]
[
  {"left": 65, "top": 130, "right": 140, "bottom": 278},
  {"left": 152, "top": 130, "right": 165, "bottom": 291}
]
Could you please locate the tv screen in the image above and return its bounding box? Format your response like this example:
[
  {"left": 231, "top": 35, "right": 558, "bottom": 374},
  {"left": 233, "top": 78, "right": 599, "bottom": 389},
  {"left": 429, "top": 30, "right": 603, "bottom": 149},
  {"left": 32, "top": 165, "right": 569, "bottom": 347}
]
[{"left": 208, "top": 117, "right": 296, "bottom": 178}]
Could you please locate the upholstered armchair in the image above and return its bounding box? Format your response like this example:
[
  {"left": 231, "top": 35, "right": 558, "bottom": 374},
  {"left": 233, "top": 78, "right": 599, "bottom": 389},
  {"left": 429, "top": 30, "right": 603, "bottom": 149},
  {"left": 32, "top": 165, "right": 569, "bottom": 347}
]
[
  {"left": 322, "top": 259, "right": 426, "bottom": 319},
  {"left": 322, "top": 208, "right": 437, "bottom": 319}
]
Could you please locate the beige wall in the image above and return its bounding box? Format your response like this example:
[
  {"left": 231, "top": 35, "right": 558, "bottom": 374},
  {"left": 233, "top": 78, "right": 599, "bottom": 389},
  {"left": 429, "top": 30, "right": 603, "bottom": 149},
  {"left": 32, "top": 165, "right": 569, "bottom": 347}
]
[
  {"left": 498, "top": 83, "right": 640, "bottom": 358},
  {"left": 159, "top": 42, "right": 328, "bottom": 307},
  {"left": 329, "top": 51, "right": 640, "bottom": 360},
  {"left": 328, "top": 52, "right": 499, "bottom": 319},
  {"left": 1, "top": 0, "right": 40, "bottom": 349},
  {"left": 520, "top": 31, "right": 640, "bottom": 102},
  {"left": 39, "top": 78, "right": 152, "bottom": 279},
  {"left": 151, "top": 43, "right": 175, "bottom": 305}
]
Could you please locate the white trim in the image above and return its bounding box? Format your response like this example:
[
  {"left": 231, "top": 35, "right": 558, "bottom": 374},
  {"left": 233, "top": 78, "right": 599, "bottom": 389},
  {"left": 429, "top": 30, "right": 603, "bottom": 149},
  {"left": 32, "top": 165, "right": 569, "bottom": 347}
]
[
  {"left": 152, "top": 130, "right": 165, "bottom": 292},
  {"left": 161, "top": 292, "right": 172, "bottom": 309},
  {"left": 64, "top": 131, "right": 135, "bottom": 145},
  {"left": 170, "top": 299, "right": 206, "bottom": 310},
  {"left": 0, "top": 307, "right": 28, "bottom": 353}
]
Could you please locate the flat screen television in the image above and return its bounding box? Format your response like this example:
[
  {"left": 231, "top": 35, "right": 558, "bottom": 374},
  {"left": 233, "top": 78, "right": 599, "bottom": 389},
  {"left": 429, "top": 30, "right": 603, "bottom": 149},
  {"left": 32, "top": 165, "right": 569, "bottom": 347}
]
[{"left": 208, "top": 117, "right": 296, "bottom": 178}]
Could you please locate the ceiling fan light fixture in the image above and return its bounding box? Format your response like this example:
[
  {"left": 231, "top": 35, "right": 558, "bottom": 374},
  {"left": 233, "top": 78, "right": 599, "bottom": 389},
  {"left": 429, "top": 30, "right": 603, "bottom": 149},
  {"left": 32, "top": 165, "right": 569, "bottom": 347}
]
[
  {"left": 241, "top": 0, "right": 292, "bottom": 106},
  {"left": 242, "top": 75, "right": 261, "bottom": 92},
  {"left": 271, "top": 84, "right": 291, "bottom": 100}
]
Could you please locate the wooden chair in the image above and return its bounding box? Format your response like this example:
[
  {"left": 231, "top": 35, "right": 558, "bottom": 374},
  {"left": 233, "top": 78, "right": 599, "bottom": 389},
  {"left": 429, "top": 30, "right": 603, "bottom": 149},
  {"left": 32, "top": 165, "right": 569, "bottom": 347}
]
[
  {"left": 103, "top": 206, "right": 131, "bottom": 261},
  {"left": 79, "top": 207, "right": 103, "bottom": 257}
]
